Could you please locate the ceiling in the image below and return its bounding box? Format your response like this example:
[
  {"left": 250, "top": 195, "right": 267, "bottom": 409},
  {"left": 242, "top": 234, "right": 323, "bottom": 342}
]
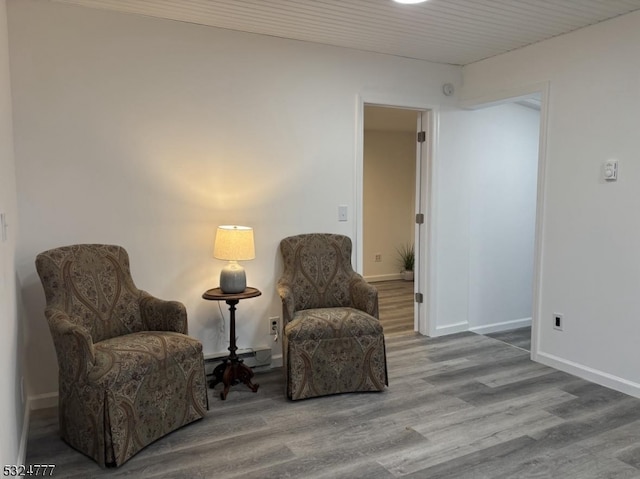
[{"left": 54, "top": 0, "right": 640, "bottom": 65}]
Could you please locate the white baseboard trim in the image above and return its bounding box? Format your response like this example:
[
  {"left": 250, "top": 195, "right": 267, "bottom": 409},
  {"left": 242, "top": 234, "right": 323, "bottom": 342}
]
[
  {"left": 17, "top": 399, "right": 31, "bottom": 466},
  {"left": 29, "top": 391, "right": 58, "bottom": 410},
  {"left": 536, "top": 351, "right": 640, "bottom": 400},
  {"left": 270, "top": 354, "right": 283, "bottom": 368},
  {"left": 433, "top": 321, "right": 469, "bottom": 337},
  {"left": 470, "top": 317, "right": 532, "bottom": 335},
  {"left": 364, "top": 274, "right": 402, "bottom": 282}
]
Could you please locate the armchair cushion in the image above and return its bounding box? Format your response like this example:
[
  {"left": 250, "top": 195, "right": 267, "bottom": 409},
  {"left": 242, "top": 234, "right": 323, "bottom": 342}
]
[{"left": 286, "top": 307, "right": 383, "bottom": 341}]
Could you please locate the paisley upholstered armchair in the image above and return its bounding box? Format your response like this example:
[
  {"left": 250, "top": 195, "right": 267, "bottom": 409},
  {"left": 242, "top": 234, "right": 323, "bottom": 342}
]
[
  {"left": 35, "top": 244, "right": 208, "bottom": 467},
  {"left": 277, "top": 233, "right": 388, "bottom": 400}
]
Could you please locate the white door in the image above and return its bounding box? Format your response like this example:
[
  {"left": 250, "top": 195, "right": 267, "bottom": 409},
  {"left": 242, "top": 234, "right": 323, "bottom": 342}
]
[{"left": 415, "top": 110, "right": 431, "bottom": 335}]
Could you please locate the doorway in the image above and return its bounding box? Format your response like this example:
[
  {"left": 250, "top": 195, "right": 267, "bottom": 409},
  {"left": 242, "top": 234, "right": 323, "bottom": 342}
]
[
  {"left": 363, "top": 105, "right": 417, "bottom": 336},
  {"left": 472, "top": 96, "right": 540, "bottom": 353},
  {"left": 459, "top": 86, "right": 547, "bottom": 357}
]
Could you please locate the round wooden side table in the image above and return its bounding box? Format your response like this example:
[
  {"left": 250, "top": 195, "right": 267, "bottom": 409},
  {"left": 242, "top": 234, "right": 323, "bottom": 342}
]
[{"left": 202, "top": 287, "right": 262, "bottom": 400}]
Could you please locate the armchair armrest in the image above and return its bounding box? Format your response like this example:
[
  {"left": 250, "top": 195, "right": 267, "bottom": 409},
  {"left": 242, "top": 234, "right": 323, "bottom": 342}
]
[
  {"left": 139, "top": 292, "right": 188, "bottom": 334},
  {"left": 277, "top": 281, "right": 296, "bottom": 325},
  {"left": 349, "top": 275, "right": 379, "bottom": 318},
  {"left": 45, "top": 309, "right": 95, "bottom": 380}
]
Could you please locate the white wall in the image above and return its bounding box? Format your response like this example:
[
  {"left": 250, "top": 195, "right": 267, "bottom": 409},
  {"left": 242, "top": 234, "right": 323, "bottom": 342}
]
[
  {"left": 0, "top": 0, "right": 23, "bottom": 464},
  {"left": 8, "top": 0, "right": 461, "bottom": 401},
  {"left": 463, "top": 10, "right": 640, "bottom": 395},
  {"left": 434, "top": 104, "right": 539, "bottom": 335},
  {"left": 363, "top": 129, "right": 415, "bottom": 280}
]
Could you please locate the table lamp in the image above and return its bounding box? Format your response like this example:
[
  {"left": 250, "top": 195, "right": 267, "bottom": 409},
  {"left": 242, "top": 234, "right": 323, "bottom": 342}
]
[{"left": 213, "top": 225, "right": 255, "bottom": 293}]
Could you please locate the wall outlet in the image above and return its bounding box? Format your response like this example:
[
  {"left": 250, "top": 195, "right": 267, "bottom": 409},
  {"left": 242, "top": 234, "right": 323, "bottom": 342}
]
[
  {"left": 553, "top": 312, "right": 564, "bottom": 331},
  {"left": 269, "top": 316, "right": 280, "bottom": 336},
  {"left": 374, "top": 253, "right": 382, "bottom": 262}
]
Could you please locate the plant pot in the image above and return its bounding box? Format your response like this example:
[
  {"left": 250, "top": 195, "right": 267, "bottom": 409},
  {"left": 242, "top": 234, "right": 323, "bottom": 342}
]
[{"left": 401, "top": 270, "right": 414, "bottom": 281}]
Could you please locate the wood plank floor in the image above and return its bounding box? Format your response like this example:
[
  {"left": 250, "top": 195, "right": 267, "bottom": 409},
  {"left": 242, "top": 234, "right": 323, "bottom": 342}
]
[
  {"left": 26, "top": 332, "right": 640, "bottom": 478},
  {"left": 486, "top": 326, "right": 532, "bottom": 352},
  {"left": 375, "top": 280, "right": 415, "bottom": 337}
]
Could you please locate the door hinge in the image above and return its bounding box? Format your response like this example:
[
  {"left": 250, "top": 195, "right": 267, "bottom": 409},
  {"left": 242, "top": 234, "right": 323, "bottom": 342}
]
[
  {"left": 417, "top": 131, "right": 426, "bottom": 143},
  {"left": 416, "top": 213, "right": 424, "bottom": 224},
  {"left": 415, "top": 292, "right": 424, "bottom": 303}
]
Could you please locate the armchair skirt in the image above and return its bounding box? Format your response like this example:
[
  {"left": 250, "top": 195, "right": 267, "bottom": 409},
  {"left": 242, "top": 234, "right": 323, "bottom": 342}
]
[{"left": 285, "top": 307, "right": 387, "bottom": 400}]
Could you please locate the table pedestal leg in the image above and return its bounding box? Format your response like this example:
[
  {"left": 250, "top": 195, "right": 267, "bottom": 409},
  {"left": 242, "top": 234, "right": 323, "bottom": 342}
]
[
  {"left": 220, "top": 360, "right": 259, "bottom": 400},
  {"left": 208, "top": 298, "right": 260, "bottom": 400}
]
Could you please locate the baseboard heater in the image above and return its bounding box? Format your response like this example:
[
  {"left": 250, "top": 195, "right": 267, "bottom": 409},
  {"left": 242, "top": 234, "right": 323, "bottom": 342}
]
[{"left": 203, "top": 347, "right": 272, "bottom": 377}]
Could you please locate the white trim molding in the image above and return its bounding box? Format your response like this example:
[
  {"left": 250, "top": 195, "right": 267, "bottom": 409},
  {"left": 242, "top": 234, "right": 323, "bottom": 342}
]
[
  {"left": 364, "top": 274, "right": 403, "bottom": 282},
  {"left": 433, "top": 321, "right": 469, "bottom": 337},
  {"left": 17, "top": 401, "right": 31, "bottom": 466},
  {"left": 537, "top": 352, "right": 640, "bottom": 400},
  {"left": 29, "top": 391, "right": 58, "bottom": 410},
  {"left": 470, "top": 317, "right": 532, "bottom": 335},
  {"left": 459, "top": 81, "right": 550, "bottom": 110},
  {"left": 17, "top": 393, "right": 58, "bottom": 465},
  {"left": 270, "top": 354, "right": 283, "bottom": 368}
]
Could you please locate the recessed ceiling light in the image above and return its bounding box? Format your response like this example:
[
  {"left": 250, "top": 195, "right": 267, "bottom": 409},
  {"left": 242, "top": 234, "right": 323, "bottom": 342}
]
[{"left": 393, "top": 0, "right": 429, "bottom": 4}]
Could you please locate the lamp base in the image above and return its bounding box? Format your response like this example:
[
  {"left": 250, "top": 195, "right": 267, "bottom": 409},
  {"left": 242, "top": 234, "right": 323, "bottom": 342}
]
[{"left": 220, "top": 261, "right": 247, "bottom": 294}]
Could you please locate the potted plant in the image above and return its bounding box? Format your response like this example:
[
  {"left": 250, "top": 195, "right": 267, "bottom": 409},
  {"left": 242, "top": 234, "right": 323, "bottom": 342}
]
[{"left": 396, "top": 243, "right": 414, "bottom": 281}]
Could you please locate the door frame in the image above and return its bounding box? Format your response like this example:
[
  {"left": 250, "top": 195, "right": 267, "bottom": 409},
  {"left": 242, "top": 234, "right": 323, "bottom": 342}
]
[
  {"left": 355, "top": 93, "right": 439, "bottom": 336},
  {"left": 459, "top": 81, "right": 550, "bottom": 359}
]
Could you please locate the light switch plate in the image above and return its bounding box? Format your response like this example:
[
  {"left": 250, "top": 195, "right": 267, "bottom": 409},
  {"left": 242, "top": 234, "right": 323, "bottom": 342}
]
[{"left": 338, "top": 205, "right": 348, "bottom": 222}]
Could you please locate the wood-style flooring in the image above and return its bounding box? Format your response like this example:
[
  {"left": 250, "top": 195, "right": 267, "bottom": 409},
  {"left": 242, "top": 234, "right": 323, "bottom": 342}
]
[
  {"left": 26, "top": 329, "right": 640, "bottom": 478},
  {"left": 486, "top": 326, "right": 532, "bottom": 352},
  {"left": 375, "top": 279, "right": 415, "bottom": 336}
]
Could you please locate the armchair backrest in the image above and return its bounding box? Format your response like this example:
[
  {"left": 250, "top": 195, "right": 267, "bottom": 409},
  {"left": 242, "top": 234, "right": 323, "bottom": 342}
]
[
  {"left": 279, "top": 233, "right": 358, "bottom": 312},
  {"left": 36, "top": 244, "right": 145, "bottom": 343}
]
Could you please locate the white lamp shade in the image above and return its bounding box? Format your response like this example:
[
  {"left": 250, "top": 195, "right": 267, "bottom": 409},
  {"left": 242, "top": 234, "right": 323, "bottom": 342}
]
[{"left": 213, "top": 225, "right": 255, "bottom": 261}]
